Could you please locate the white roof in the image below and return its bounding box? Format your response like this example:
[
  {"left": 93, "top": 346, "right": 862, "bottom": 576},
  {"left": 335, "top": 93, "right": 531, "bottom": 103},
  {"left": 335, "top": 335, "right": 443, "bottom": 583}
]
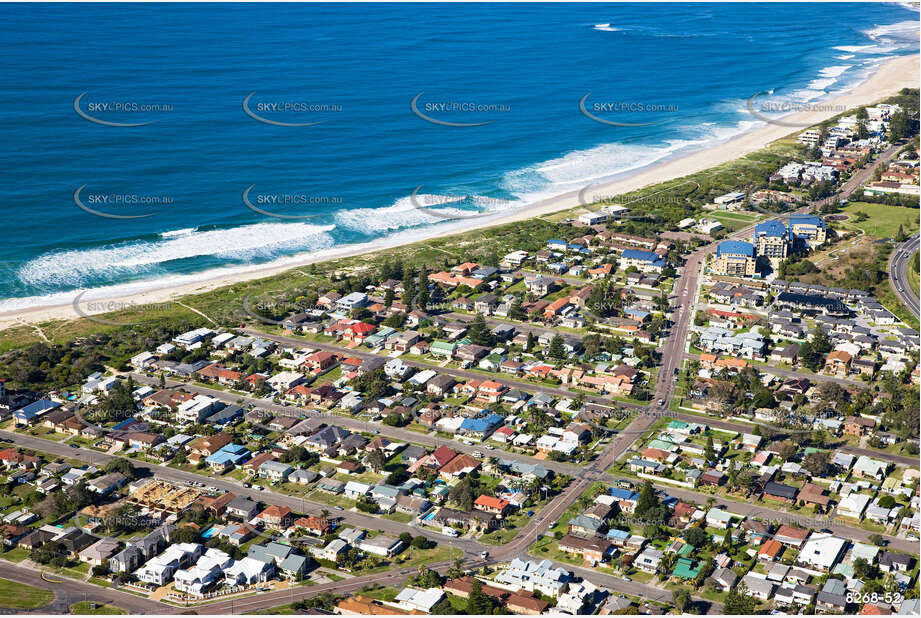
[
  {"left": 394, "top": 587, "right": 444, "bottom": 612},
  {"left": 798, "top": 533, "right": 847, "bottom": 569}
]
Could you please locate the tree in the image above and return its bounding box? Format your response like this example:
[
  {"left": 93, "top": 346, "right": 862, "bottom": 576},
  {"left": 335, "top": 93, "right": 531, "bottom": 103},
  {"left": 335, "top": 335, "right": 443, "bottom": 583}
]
[
  {"left": 399, "top": 532, "right": 413, "bottom": 546},
  {"left": 467, "top": 314, "right": 493, "bottom": 347},
  {"left": 366, "top": 449, "right": 387, "bottom": 473},
  {"left": 810, "top": 326, "right": 832, "bottom": 355},
  {"left": 802, "top": 451, "right": 830, "bottom": 477},
  {"left": 672, "top": 588, "right": 691, "bottom": 613},
  {"left": 869, "top": 533, "right": 884, "bottom": 546},
  {"left": 724, "top": 584, "right": 757, "bottom": 614},
  {"left": 877, "top": 495, "right": 896, "bottom": 509},
  {"left": 547, "top": 334, "right": 566, "bottom": 360},
  {"left": 704, "top": 435, "right": 715, "bottom": 463},
  {"left": 634, "top": 480, "right": 669, "bottom": 524},
  {"left": 448, "top": 478, "right": 475, "bottom": 511},
  {"left": 467, "top": 578, "right": 496, "bottom": 614},
  {"left": 104, "top": 457, "right": 136, "bottom": 480},
  {"left": 411, "top": 535, "right": 433, "bottom": 550},
  {"left": 682, "top": 526, "right": 708, "bottom": 548},
  {"left": 446, "top": 557, "right": 465, "bottom": 580},
  {"left": 778, "top": 441, "right": 798, "bottom": 462},
  {"left": 172, "top": 526, "right": 200, "bottom": 544}
]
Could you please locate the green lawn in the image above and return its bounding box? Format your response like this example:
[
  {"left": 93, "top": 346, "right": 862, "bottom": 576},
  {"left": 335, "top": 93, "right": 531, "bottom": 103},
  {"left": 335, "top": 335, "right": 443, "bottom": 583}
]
[
  {"left": 909, "top": 250, "right": 920, "bottom": 296},
  {"left": 0, "top": 577, "right": 54, "bottom": 609},
  {"left": 70, "top": 602, "right": 127, "bottom": 615},
  {"left": 1, "top": 546, "right": 30, "bottom": 562},
  {"left": 839, "top": 202, "right": 919, "bottom": 239}
]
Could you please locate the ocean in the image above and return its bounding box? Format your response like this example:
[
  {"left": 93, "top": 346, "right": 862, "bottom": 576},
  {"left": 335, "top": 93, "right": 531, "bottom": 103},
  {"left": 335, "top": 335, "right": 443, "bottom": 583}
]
[{"left": 0, "top": 2, "right": 917, "bottom": 310}]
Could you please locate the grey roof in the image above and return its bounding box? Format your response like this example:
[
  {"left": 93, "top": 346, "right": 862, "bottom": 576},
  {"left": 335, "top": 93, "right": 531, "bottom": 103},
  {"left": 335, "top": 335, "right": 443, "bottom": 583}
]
[
  {"left": 228, "top": 496, "right": 259, "bottom": 512},
  {"left": 279, "top": 553, "right": 308, "bottom": 572}
]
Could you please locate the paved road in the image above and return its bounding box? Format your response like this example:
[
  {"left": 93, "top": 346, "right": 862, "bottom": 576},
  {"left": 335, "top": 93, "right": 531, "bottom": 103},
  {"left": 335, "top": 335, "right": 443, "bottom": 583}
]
[
  {"left": 0, "top": 560, "right": 169, "bottom": 614},
  {"left": 0, "top": 430, "right": 469, "bottom": 553},
  {"left": 889, "top": 233, "right": 920, "bottom": 318},
  {"left": 814, "top": 143, "right": 903, "bottom": 209},
  {"left": 664, "top": 408, "right": 920, "bottom": 468},
  {"left": 127, "top": 371, "right": 589, "bottom": 480},
  {"left": 683, "top": 351, "right": 865, "bottom": 388},
  {"left": 4, "top": 413, "right": 727, "bottom": 613},
  {"left": 242, "top": 327, "right": 648, "bottom": 412}
]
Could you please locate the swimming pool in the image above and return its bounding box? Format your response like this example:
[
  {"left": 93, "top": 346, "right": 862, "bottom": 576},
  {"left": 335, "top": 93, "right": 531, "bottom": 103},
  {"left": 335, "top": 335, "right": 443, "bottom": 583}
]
[{"left": 201, "top": 525, "right": 218, "bottom": 539}]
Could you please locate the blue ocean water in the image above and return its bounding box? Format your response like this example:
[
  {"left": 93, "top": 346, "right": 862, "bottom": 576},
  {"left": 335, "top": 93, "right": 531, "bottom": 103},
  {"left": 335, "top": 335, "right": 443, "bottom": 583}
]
[{"left": 0, "top": 2, "right": 917, "bottom": 309}]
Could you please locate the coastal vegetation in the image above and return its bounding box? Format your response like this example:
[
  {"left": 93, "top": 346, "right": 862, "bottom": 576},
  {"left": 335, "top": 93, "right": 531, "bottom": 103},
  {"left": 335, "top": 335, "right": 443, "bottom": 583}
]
[{"left": 0, "top": 90, "right": 917, "bottom": 383}]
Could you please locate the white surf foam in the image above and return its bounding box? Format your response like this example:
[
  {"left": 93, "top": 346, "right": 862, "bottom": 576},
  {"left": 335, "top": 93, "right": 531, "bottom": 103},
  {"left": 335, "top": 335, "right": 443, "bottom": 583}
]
[
  {"left": 18, "top": 222, "right": 336, "bottom": 289},
  {"left": 160, "top": 227, "right": 198, "bottom": 239}
]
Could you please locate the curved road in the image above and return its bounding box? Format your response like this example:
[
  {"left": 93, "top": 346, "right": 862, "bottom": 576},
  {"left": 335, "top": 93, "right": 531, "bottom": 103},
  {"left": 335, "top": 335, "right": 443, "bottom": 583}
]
[
  {"left": 889, "top": 233, "right": 920, "bottom": 318},
  {"left": 0, "top": 561, "right": 167, "bottom": 614}
]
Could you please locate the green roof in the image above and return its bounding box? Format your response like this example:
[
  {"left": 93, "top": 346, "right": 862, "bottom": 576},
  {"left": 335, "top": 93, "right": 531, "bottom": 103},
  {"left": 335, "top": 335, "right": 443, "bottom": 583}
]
[
  {"left": 677, "top": 543, "right": 694, "bottom": 557},
  {"left": 648, "top": 438, "right": 679, "bottom": 452},
  {"left": 671, "top": 558, "right": 701, "bottom": 579}
]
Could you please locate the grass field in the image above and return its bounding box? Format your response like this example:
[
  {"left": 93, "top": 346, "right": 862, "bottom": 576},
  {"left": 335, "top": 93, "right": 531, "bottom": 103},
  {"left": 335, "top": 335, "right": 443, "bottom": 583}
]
[
  {"left": 0, "top": 577, "right": 54, "bottom": 610},
  {"left": 909, "top": 251, "right": 920, "bottom": 296},
  {"left": 839, "top": 202, "right": 919, "bottom": 239},
  {"left": 70, "top": 602, "right": 127, "bottom": 615}
]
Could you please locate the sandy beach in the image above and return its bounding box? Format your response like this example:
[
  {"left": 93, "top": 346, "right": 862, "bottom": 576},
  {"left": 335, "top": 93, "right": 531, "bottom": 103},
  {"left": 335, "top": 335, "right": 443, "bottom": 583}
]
[{"left": 2, "top": 53, "right": 917, "bottom": 331}]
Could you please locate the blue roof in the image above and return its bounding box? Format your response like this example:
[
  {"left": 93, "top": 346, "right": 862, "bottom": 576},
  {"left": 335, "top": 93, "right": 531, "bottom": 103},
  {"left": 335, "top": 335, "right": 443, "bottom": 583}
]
[
  {"left": 547, "top": 239, "right": 568, "bottom": 247},
  {"left": 609, "top": 487, "right": 639, "bottom": 501},
  {"left": 206, "top": 443, "right": 250, "bottom": 465},
  {"left": 789, "top": 214, "right": 825, "bottom": 228},
  {"left": 716, "top": 240, "right": 754, "bottom": 257},
  {"left": 622, "top": 249, "right": 665, "bottom": 266},
  {"left": 14, "top": 399, "right": 59, "bottom": 419},
  {"left": 607, "top": 529, "right": 630, "bottom": 540},
  {"left": 460, "top": 413, "right": 504, "bottom": 433},
  {"left": 754, "top": 220, "right": 787, "bottom": 237}
]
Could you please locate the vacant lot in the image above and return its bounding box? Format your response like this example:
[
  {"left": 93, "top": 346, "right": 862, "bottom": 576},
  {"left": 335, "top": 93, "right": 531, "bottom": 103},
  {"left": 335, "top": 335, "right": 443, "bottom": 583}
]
[
  {"left": 839, "top": 202, "right": 919, "bottom": 239},
  {"left": 0, "top": 577, "right": 54, "bottom": 610},
  {"left": 70, "top": 602, "right": 127, "bottom": 615}
]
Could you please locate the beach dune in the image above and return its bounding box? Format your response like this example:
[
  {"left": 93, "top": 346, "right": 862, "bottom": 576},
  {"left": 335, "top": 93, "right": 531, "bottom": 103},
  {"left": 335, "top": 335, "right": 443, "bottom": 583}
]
[{"left": 2, "top": 53, "right": 917, "bottom": 331}]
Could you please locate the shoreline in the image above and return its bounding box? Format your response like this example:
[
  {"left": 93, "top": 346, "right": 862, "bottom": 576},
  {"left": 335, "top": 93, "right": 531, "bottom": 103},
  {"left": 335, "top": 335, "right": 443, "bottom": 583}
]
[{"left": 2, "top": 53, "right": 917, "bottom": 331}]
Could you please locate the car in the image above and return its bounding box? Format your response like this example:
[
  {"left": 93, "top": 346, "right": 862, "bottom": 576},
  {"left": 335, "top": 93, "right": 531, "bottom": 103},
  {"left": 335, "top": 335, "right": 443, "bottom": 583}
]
[
  {"left": 69, "top": 444, "right": 79, "bottom": 449},
  {"left": 622, "top": 576, "right": 632, "bottom": 582},
  {"left": 484, "top": 445, "right": 494, "bottom": 450},
  {"left": 335, "top": 506, "right": 344, "bottom": 511},
  {"left": 242, "top": 483, "right": 250, "bottom": 488},
  {"left": 472, "top": 451, "right": 483, "bottom": 458},
  {"left": 480, "top": 551, "right": 489, "bottom": 559},
  {"left": 657, "top": 399, "right": 665, "bottom": 406}
]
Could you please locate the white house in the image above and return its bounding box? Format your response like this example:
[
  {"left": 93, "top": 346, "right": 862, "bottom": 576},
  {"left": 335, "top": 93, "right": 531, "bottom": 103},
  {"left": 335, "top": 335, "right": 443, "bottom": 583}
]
[{"left": 797, "top": 533, "right": 847, "bottom": 572}]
